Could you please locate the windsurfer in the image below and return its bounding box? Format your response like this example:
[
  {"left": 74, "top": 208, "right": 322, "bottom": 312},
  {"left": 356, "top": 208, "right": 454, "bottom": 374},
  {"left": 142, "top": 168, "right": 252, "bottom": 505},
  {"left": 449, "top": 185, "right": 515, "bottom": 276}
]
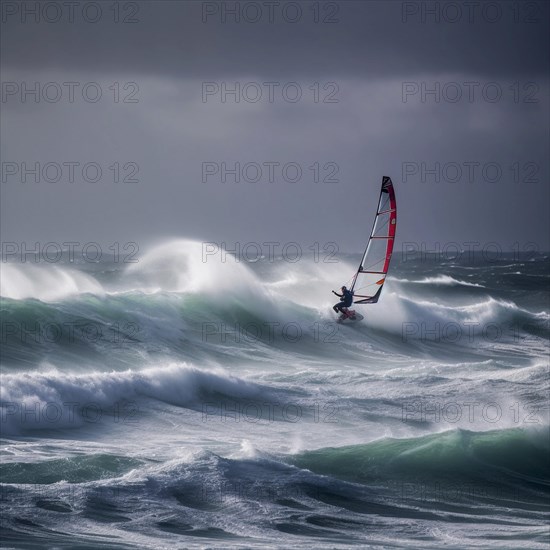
[{"left": 332, "top": 286, "right": 354, "bottom": 314}]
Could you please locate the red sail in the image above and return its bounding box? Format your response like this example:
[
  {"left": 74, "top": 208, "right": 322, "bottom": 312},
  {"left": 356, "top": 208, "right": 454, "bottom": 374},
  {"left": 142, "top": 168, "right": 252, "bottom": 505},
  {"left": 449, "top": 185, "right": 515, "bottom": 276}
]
[{"left": 350, "top": 176, "right": 397, "bottom": 305}]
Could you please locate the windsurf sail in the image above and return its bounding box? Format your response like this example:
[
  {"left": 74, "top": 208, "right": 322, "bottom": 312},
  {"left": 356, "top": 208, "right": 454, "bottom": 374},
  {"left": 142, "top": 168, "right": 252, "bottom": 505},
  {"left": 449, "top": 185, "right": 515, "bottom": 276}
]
[{"left": 350, "top": 176, "right": 396, "bottom": 304}]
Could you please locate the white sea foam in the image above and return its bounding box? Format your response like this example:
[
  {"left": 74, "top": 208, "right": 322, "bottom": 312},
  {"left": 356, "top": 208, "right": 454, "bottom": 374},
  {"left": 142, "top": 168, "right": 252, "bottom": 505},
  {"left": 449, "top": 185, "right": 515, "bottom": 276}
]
[
  {"left": 1, "top": 263, "right": 104, "bottom": 301},
  {"left": 0, "top": 362, "right": 263, "bottom": 435}
]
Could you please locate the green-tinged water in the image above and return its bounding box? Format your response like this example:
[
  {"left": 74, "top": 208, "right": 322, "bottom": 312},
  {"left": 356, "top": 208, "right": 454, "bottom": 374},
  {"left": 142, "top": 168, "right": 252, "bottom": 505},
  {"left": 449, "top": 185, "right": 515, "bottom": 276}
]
[{"left": 1, "top": 242, "right": 549, "bottom": 548}]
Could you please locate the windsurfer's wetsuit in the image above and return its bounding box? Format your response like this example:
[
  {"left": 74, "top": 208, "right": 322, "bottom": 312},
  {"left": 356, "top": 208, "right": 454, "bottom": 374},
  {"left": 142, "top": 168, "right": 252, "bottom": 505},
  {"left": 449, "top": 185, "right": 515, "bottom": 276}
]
[{"left": 333, "top": 288, "right": 353, "bottom": 313}]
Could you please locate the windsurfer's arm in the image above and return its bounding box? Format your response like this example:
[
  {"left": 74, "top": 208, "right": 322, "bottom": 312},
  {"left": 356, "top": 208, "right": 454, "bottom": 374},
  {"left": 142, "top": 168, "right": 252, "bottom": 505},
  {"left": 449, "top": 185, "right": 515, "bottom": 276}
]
[{"left": 332, "top": 290, "right": 342, "bottom": 297}]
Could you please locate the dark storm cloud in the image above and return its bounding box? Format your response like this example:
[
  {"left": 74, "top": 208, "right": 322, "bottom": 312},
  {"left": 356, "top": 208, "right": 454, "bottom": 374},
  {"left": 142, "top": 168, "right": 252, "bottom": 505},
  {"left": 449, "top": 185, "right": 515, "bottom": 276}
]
[
  {"left": 2, "top": 73, "right": 548, "bottom": 250},
  {"left": 1, "top": 1, "right": 549, "bottom": 253},
  {"left": 1, "top": 1, "right": 549, "bottom": 78}
]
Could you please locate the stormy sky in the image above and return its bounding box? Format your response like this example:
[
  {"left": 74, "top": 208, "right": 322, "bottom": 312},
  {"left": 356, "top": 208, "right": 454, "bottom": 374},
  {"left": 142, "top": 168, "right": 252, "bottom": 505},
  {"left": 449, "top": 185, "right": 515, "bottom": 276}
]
[{"left": 1, "top": 0, "right": 549, "bottom": 257}]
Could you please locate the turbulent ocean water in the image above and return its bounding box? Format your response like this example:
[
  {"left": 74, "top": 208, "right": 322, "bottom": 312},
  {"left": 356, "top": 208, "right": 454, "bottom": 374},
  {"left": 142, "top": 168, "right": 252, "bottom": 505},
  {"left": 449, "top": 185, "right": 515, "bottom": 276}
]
[{"left": 1, "top": 240, "right": 549, "bottom": 549}]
